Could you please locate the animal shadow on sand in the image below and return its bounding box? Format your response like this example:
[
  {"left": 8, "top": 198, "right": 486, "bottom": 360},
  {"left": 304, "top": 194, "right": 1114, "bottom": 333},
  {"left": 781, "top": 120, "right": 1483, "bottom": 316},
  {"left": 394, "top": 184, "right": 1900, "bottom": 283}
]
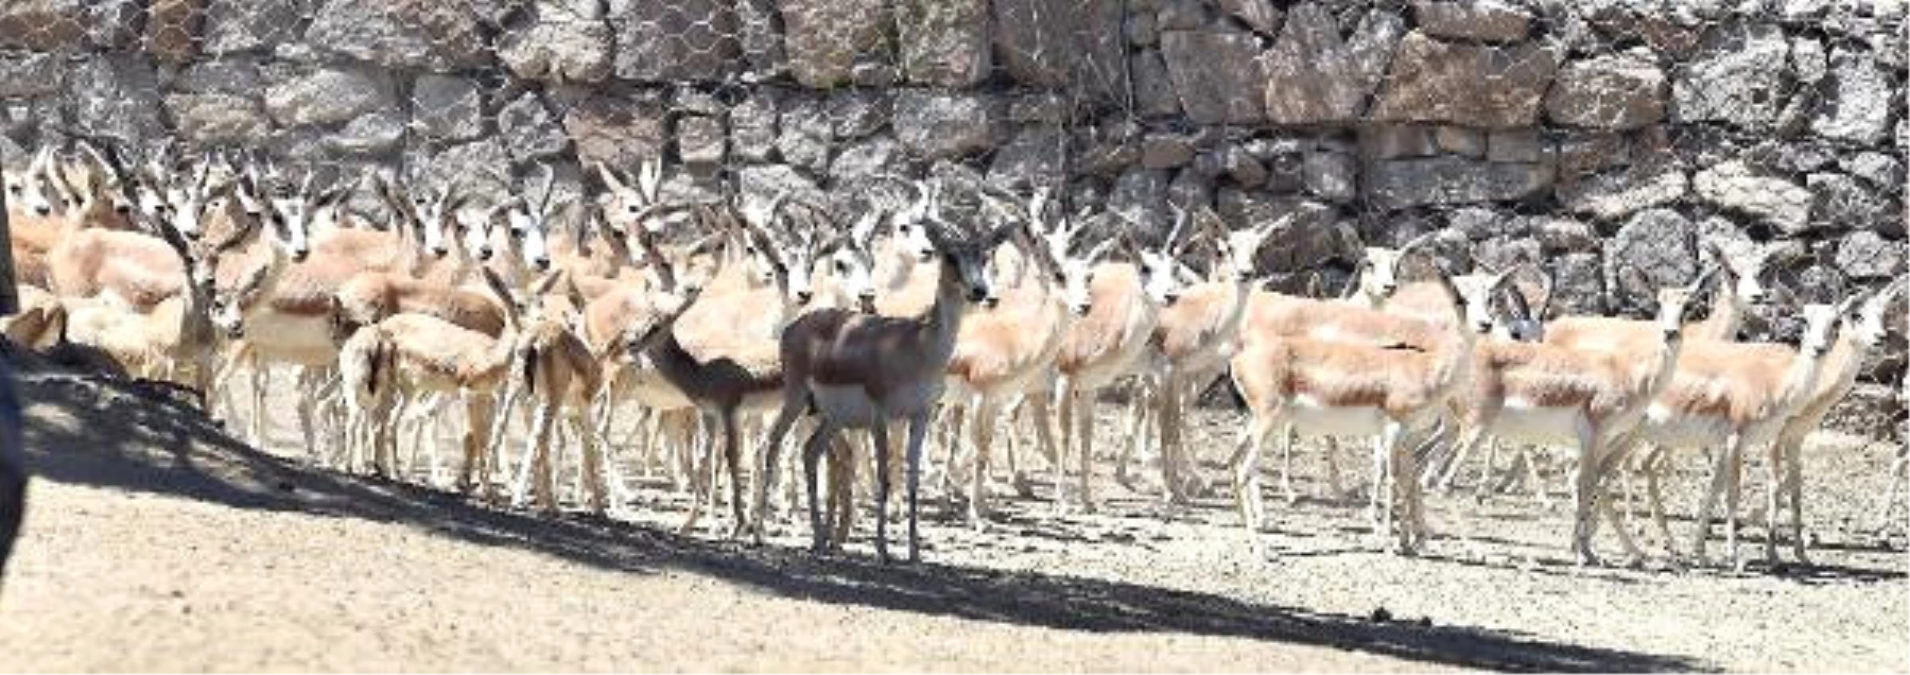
[{"left": 11, "top": 355, "right": 1707, "bottom": 673}]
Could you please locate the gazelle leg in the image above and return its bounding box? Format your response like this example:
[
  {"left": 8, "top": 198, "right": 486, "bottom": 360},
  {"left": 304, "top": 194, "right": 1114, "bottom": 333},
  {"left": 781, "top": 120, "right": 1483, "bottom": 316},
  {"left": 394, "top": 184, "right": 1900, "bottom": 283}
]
[
  {"left": 904, "top": 412, "right": 931, "bottom": 563},
  {"left": 801, "top": 420, "right": 839, "bottom": 555},
  {"left": 1278, "top": 424, "right": 1298, "bottom": 505}
]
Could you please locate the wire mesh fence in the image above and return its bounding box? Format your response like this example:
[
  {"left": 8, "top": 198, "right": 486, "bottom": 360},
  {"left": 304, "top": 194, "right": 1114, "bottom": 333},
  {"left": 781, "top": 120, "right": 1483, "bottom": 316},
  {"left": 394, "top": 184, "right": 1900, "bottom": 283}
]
[{"left": 0, "top": 0, "right": 1903, "bottom": 361}]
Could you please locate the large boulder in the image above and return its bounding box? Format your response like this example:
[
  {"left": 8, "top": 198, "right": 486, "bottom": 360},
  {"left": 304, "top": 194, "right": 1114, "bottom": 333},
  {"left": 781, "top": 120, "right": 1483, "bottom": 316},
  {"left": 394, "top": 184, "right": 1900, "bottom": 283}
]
[
  {"left": 830, "top": 134, "right": 900, "bottom": 184},
  {"left": 729, "top": 91, "right": 779, "bottom": 163},
  {"left": 1808, "top": 172, "right": 1895, "bottom": 234},
  {"left": 263, "top": 65, "right": 397, "bottom": 128},
  {"left": 1110, "top": 167, "right": 1173, "bottom": 234},
  {"left": 563, "top": 89, "right": 669, "bottom": 170},
  {"left": 1671, "top": 23, "right": 1790, "bottom": 130},
  {"left": 1219, "top": 0, "right": 1282, "bottom": 36},
  {"left": 1411, "top": 0, "right": 1530, "bottom": 43},
  {"left": 1130, "top": 49, "right": 1181, "bottom": 118},
  {"left": 1605, "top": 208, "right": 1700, "bottom": 312},
  {"left": 68, "top": 54, "right": 165, "bottom": 144},
  {"left": 1546, "top": 52, "right": 1667, "bottom": 130},
  {"left": 896, "top": 0, "right": 989, "bottom": 87},
  {"left": 305, "top": 0, "right": 489, "bottom": 71},
  {"left": 1836, "top": 230, "right": 1906, "bottom": 280},
  {"left": 1558, "top": 165, "right": 1689, "bottom": 222},
  {"left": 779, "top": 0, "right": 889, "bottom": 88},
  {"left": 1371, "top": 31, "right": 1561, "bottom": 129},
  {"left": 1692, "top": 161, "right": 1813, "bottom": 234},
  {"left": 1262, "top": 4, "right": 1404, "bottom": 125},
  {"left": 1363, "top": 156, "right": 1554, "bottom": 210},
  {"left": 676, "top": 115, "right": 726, "bottom": 169},
  {"left": 0, "top": 54, "right": 62, "bottom": 98},
  {"left": 988, "top": 126, "right": 1069, "bottom": 190},
  {"left": 146, "top": 0, "right": 204, "bottom": 64},
  {"left": 893, "top": 90, "right": 998, "bottom": 160},
  {"left": 408, "top": 138, "right": 514, "bottom": 202},
  {"left": 994, "top": 0, "right": 1127, "bottom": 101},
  {"left": 500, "top": 2, "right": 613, "bottom": 84},
  {"left": 201, "top": 0, "right": 302, "bottom": 55},
  {"left": 776, "top": 96, "right": 832, "bottom": 172},
  {"left": 609, "top": 0, "right": 741, "bottom": 83},
  {"left": 167, "top": 93, "right": 271, "bottom": 145},
  {"left": 324, "top": 112, "right": 407, "bottom": 157},
  {"left": 1811, "top": 48, "right": 1894, "bottom": 145},
  {"left": 1161, "top": 28, "right": 1266, "bottom": 125},
  {"left": 737, "top": 164, "right": 823, "bottom": 223},
  {"left": 498, "top": 92, "right": 570, "bottom": 162},
  {"left": 0, "top": 0, "right": 138, "bottom": 52},
  {"left": 410, "top": 74, "right": 485, "bottom": 142}
]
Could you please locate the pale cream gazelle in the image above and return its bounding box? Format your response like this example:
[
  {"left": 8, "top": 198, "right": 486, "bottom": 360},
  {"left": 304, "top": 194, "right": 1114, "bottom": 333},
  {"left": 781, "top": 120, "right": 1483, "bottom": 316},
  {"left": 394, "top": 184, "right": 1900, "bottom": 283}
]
[
  {"left": 0, "top": 285, "right": 65, "bottom": 352},
  {"left": 41, "top": 149, "right": 198, "bottom": 311},
  {"left": 755, "top": 204, "right": 1016, "bottom": 562},
  {"left": 4, "top": 143, "right": 62, "bottom": 219},
  {"left": 1446, "top": 271, "right": 1711, "bottom": 566},
  {"left": 1047, "top": 210, "right": 1186, "bottom": 514},
  {"left": 1617, "top": 298, "right": 1849, "bottom": 568},
  {"left": 1230, "top": 263, "right": 1509, "bottom": 552},
  {"left": 1122, "top": 206, "right": 1287, "bottom": 504},
  {"left": 936, "top": 186, "right": 1105, "bottom": 527}
]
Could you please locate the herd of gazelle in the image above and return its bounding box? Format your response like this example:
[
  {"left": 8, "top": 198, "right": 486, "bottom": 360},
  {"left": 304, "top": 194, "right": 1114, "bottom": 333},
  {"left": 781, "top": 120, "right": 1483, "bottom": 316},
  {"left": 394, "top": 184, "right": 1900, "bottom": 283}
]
[{"left": 2, "top": 141, "right": 1902, "bottom": 568}]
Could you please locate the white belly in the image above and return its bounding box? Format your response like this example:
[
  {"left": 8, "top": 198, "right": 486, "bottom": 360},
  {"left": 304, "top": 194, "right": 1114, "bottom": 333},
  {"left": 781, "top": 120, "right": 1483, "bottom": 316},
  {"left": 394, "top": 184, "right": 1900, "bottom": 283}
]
[
  {"left": 244, "top": 311, "right": 338, "bottom": 359},
  {"left": 1488, "top": 399, "right": 1585, "bottom": 445},
  {"left": 1282, "top": 395, "right": 1388, "bottom": 438},
  {"left": 1641, "top": 404, "right": 1729, "bottom": 449}
]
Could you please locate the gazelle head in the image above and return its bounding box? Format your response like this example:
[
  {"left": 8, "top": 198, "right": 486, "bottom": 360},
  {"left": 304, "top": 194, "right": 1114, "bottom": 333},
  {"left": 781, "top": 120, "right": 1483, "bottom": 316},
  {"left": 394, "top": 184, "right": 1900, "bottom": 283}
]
[
  {"left": 824, "top": 209, "right": 884, "bottom": 313},
  {"left": 596, "top": 158, "right": 667, "bottom": 236},
  {"left": 1843, "top": 279, "right": 1906, "bottom": 350},
  {"left": 1706, "top": 239, "right": 1804, "bottom": 306},
  {"left": 1352, "top": 231, "right": 1436, "bottom": 304},
  {"left": 152, "top": 155, "right": 217, "bottom": 241},
  {"left": 1128, "top": 208, "right": 1200, "bottom": 308},
  {"left": 499, "top": 165, "right": 566, "bottom": 272},
  {"left": 1182, "top": 204, "right": 1283, "bottom": 285},
  {"left": 1652, "top": 267, "right": 1716, "bottom": 343},
  {"left": 7, "top": 144, "right": 61, "bottom": 217},
  {"left": 918, "top": 188, "right": 1015, "bottom": 308},
  {"left": 71, "top": 141, "right": 138, "bottom": 217},
  {"left": 1449, "top": 264, "right": 1537, "bottom": 337},
  {"left": 208, "top": 195, "right": 312, "bottom": 339},
  {"left": 244, "top": 162, "right": 336, "bottom": 263},
  {"left": 374, "top": 172, "right": 472, "bottom": 260},
  {"left": 1797, "top": 300, "right": 1850, "bottom": 359},
  {"left": 886, "top": 179, "right": 940, "bottom": 264}
]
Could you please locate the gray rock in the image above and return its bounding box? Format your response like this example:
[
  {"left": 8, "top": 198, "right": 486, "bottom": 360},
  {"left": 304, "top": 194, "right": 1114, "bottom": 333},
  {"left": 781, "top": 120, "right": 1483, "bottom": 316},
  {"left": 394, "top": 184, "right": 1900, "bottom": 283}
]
[
  {"left": 1606, "top": 208, "right": 1700, "bottom": 312},
  {"left": 1546, "top": 52, "right": 1667, "bottom": 130},
  {"left": 893, "top": 90, "right": 997, "bottom": 160},
  {"left": 896, "top": 0, "right": 989, "bottom": 87},
  {"left": 1811, "top": 48, "right": 1893, "bottom": 145},
  {"left": 325, "top": 112, "right": 407, "bottom": 156},
  {"left": 145, "top": 0, "right": 201, "bottom": 64},
  {"left": 1671, "top": 23, "right": 1789, "bottom": 130},
  {"left": 411, "top": 75, "right": 485, "bottom": 143},
  {"left": 1836, "top": 230, "right": 1906, "bottom": 279},
  {"left": 1434, "top": 126, "right": 1487, "bottom": 158},
  {"left": 1168, "top": 168, "right": 1215, "bottom": 211},
  {"left": 730, "top": 92, "right": 778, "bottom": 163},
  {"left": 1843, "top": 151, "right": 1904, "bottom": 190},
  {"left": 68, "top": 54, "right": 164, "bottom": 144},
  {"left": 1110, "top": 168, "right": 1172, "bottom": 234},
  {"left": 263, "top": 65, "right": 395, "bottom": 128},
  {"left": 1303, "top": 151, "right": 1357, "bottom": 202},
  {"left": 1222, "top": 146, "right": 1269, "bottom": 187},
  {"left": 1535, "top": 218, "right": 1599, "bottom": 252},
  {"left": 1555, "top": 133, "right": 1629, "bottom": 177},
  {"left": 1412, "top": 0, "right": 1531, "bottom": 43},
  {"left": 1077, "top": 125, "right": 1140, "bottom": 176},
  {"left": 1371, "top": 31, "right": 1562, "bottom": 129},
  {"left": 738, "top": 164, "right": 824, "bottom": 221},
  {"left": 1791, "top": 35, "right": 1828, "bottom": 84},
  {"left": 1808, "top": 172, "right": 1894, "bottom": 234},
  {"left": 172, "top": 57, "right": 261, "bottom": 95},
  {"left": 499, "top": 3, "right": 613, "bottom": 84},
  {"left": 1217, "top": 191, "right": 1346, "bottom": 271},
  {"left": 0, "top": 0, "right": 138, "bottom": 52},
  {"left": 677, "top": 116, "right": 726, "bottom": 168},
  {"left": 1475, "top": 237, "right": 1543, "bottom": 274},
  {"left": 304, "top": 0, "right": 488, "bottom": 71},
  {"left": 1141, "top": 133, "right": 1197, "bottom": 169},
  {"left": 563, "top": 89, "right": 668, "bottom": 170},
  {"left": 1157, "top": 0, "right": 1208, "bottom": 31},
  {"left": 1550, "top": 252, "right": 1606, "bottom": 316},
  {"left": 776, "top": 96, "right": 832, "bottom": 172},
  {"left": 609, "top": 0, "right": 741, "bottom": 83},
  {"left": 409, "top": 138, "right": 513, "bottom": 202},
  {"left": 827, "top": 90, "right": 889, "bottom": 140},
  {"left": 734, "top": 0, "right": 785, "bottom": 76},
  {"left": 1447, "top": 206, "right": 1524, "bottom": 241},
  {"left": 1486, "top": 129, "right": 1543, "bottom": 163},
  {"left": 1559, "top": 165, "right": 1689, "bottom": 222},
  {"left": 1218, "top": 0, "right": 1282, "bottom": 35},
  {"left": 995, "top": 0, "right": 1129, "bottom": 100},
  {"left": 1364, "top": 156, "right": 1554, "bottom": 210},
  {"left": 1359, "top": 125, "right": 1439, "bottom": 160},
  {"left": 1262, "top": 4, "right": 1404, "bottom": 125},
  {"left": 831, "top": 135, "right": 900, "bottom": 184},
  {"left": 780, "top": 0, "right": 889, "bottom": 88},
  {"left": 993, "top": 126, "right": 1069, "bottom": 190},
  {"left": 203, "top": 0, "right": 301, "bottom": 55},
  {"left": 1008, "top": 93, "right": 1072, "bottom": 125},
  {"left": 1161, "top": 28, "right": 1267, "bottom": 125},
  {"left": 1265, "top": 153, "right": 1305, "bottom": 194},
  {"left": 0, "top": 54, "right": 62, "bottom": 98},
  {"left": 1131, "top": 50, "right": 1182, "bottom": 119},
  {"left": 1693, "top": 161, "right": 1812, "bottom": 234},
  {"left": 1126, "top": 9, "right": 1160, "bottom": 47},
  {"left": 166, "top": 93, "right": 270, "bottom": 145},
  {"left": 498, "top": 93, "right": 570, "bottom": 162}
]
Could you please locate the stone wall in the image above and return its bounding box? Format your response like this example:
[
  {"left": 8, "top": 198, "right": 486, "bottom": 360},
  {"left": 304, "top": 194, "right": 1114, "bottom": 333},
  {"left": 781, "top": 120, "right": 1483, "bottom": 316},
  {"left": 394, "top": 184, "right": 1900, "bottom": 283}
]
[{"left": 1, "top": 0, "right": 1905, "bottom": 427}]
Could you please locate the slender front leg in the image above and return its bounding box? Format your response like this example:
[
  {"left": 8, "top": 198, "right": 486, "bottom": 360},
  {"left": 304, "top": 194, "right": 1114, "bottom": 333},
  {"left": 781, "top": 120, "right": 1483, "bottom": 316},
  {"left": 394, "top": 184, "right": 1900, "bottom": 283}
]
[
  {"left": 1722, "top": 433, "right": 1746, "bottom": 571},
  {"left": 1278, "top": 424, "right": 1298, "bottom": 505},
  {"left": 722, "top": 411, "right": 749, "bottom": 537},
  {"left": 1116, "top": 380, "right": 1149, "bottom": 492},
  {"left": 1571, "top": 434, "right": 1603, "bottom": 566},
  {"left": 1784, "top": 434, "right": 1814, "bottom": 564},
  {"left": 967, "top": 400, "right": 998, "bottom": 529},
  {"left": 801, "top": 421, "right": 837, "bottom": 555},
  {"left": 1232, "top": 415, "right": 1273, "bottom": 533},
  {"left": 1072, "top": 389, "right": 1097, "bottom": 513},
  {"left": 1690, "top": 431, "right": 1735, "bottom": 565},
  {"left": 905, "top": 412, "right": 931, "bottom": 563}
]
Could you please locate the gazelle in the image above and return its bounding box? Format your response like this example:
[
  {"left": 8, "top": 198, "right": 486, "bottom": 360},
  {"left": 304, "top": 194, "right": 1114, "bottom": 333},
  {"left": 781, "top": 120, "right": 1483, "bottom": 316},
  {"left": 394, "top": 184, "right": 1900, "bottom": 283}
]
[
  {"left": 1622, "top": 298, "right": 1848, "bottom": 567},
  {"left": 1445, "top": 271, "right": 1711, "bottom": 565},
  {"left": 1230, "top": 265, "right": 1510, "bottom": 552},
  {"left": 41, "top": 150, "right": 195, "bottom": 311},
  {"left": 755, "top": 204, "right": 1015, "bottom": 561},
  {"left": 939, "top": 187, "right": 1104, "bottom": 526},
  {"left": 1124, "top": 206, "right": 1286, "bottom": 503}
]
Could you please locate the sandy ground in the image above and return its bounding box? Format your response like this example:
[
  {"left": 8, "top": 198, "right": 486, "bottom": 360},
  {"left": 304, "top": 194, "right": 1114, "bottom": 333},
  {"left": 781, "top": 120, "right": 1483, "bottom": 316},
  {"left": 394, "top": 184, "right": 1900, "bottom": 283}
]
[{"left": 2, "top": 361, "right": 1906, "bottom": 672}]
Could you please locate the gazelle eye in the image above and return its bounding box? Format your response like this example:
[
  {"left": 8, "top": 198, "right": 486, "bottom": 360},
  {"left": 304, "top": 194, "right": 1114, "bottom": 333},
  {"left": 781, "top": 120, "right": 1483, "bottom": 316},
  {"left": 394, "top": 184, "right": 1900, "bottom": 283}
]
[
  {"left": 1053, "top": 271, "right": 1066, "bottom": 284},
  {"left": 835, "top": 260, "right": 849, "bottom": 274},
  {"left": 627, "top": 205, "right": 640, "bottom": 213}
]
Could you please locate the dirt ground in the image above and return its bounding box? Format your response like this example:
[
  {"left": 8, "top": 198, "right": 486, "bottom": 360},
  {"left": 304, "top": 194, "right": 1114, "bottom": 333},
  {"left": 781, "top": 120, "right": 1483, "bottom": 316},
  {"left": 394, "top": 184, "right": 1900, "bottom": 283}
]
[{"left": 2, "top": 361, "right": 1906, "bottom": 672}]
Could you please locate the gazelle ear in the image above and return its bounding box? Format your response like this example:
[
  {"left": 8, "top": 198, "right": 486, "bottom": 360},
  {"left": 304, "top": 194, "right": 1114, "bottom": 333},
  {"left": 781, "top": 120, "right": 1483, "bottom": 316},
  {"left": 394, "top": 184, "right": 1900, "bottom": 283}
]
[
  {"left": 596, "top": 161, "right": 630, "bottom": 195},
  {"left": 638, "top": 157, "right": 663, "bottom": 202},
  {"left": 982, "top": 222, "right": 1016, "bottom": 251}
]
